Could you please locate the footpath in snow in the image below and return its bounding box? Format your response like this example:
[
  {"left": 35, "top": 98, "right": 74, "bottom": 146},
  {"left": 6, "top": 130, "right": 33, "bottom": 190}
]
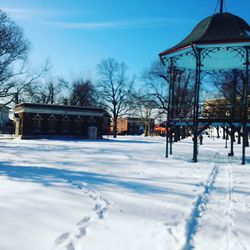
[{"left": 0, "top": 136, "right": 250, "bottom": 250}]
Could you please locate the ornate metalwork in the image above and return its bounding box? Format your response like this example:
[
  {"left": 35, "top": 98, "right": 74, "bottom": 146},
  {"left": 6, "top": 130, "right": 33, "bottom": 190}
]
[
  {"left": 227, "top": 46, "right": 246, "bottom": 61},
  {"left": 201, "top": 47, "right": 220, "bottom": 61}
]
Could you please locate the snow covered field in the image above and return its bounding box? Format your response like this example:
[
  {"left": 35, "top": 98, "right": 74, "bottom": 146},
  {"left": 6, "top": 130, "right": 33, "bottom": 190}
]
[{"left": 0, "top": 136, "right": 250, "bottom": 250}]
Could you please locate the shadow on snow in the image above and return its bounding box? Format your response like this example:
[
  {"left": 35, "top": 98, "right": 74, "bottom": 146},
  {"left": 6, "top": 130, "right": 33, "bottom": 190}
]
[{"left": 0, "top": 162, "right": 190, "bottom": 197}]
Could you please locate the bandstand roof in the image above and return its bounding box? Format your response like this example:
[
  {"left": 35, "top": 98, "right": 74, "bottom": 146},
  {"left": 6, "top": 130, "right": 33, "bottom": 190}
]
[{"left": 160, "top": 12, "right": 250, "bottom": 70}]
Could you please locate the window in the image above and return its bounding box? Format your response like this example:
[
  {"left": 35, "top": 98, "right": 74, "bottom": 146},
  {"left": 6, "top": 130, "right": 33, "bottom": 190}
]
[
  {"left": 87, "top": 116, "right": 96, "bottom": 123},
  {"left": 62, "top": 115, "right": 70, "bottom": 134},
  {"left": 48, "top": 115, "right": 57, "bottom": 133},
  {"left": 32, "top": 114, "right": 43, "bottom": 133},
  {"left": 74, "top": 116, "right": 83, "bottom": 134}
]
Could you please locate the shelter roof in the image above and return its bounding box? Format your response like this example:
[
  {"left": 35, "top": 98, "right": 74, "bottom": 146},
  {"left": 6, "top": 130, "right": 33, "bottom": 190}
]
[{"left": 14, "top": 103, "right": 105, "bottom": 117}]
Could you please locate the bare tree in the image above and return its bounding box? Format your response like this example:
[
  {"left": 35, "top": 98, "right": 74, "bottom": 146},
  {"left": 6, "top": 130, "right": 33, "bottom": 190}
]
[
  {"left": 0, "top": 9, "right": 30, "bottom": 106},
  {"left": 143, "top": 60, "right": 169, "bottom": 114},
  {"left": 97, "top": 58, "right": 133, "bottom": 138},
  {"left": 22, "top": 73, "right": 68, "bottom": 105},
  {"left": 130, "top": 90, "right": 158, "bottom": 136},
  {"left": 143, "top": 59, "right": 194, "bottom": 118},
  {"left": 69, "top": 78, "right": 97, "bottom": 107},
  {"left": 205, "top": 69, "right": 249, "bottom": 145},
  {"left": 171, "top": 69, "right": 193, "bottom": 119},
  {"left": 13, "top": 60, "right": 50, "bottom": 103},
  {"left": 206, "top": 69, "right": 245, "bottom": 119}
]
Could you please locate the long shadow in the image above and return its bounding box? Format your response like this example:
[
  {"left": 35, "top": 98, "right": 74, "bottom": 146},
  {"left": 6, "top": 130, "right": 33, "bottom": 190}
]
[
  {"left": 245, "top": 158, "right": 250, "bottom": 164},
  {"left": 0, "top": 162, "right": 192, "bottom": 197},
  {"left": 214, "top": 186, "right": 250, "bottom": 196},
  {"left": 6, "top": 138, "right": 159, "bottom": 145},
  {"left": 100, "top": 139, "right": 159, "bottom": 144},
  {"left": 0, "top": 139, "right": 158, "bottom": 156}
]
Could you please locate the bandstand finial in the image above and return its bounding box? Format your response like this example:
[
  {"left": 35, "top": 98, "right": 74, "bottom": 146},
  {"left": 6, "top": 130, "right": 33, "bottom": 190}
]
[{"left": 220, "top": 0, "right": 224, "bottom": 13}]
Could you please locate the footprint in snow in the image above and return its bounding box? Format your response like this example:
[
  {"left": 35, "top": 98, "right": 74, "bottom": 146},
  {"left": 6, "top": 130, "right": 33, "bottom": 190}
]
[
  {"left": 94, "top": 203, "right": 102, "bottom": 211},
  {"left": 94, "top": 203, "right": 107, "bottom": 219},
  {"left": 55, "top": 232, "right": 70, "bottom": 244},
  {"left": 77, "top": 216, "right": 90, "bottom": 226},
  {"left": 89, "top": 192, "right": 99, "bottom": 200},
  {"left": 66, "top": 242, "right": 75, "bottom": 250},
  {"left": 164, "top": 223, "right": 179, "bottom": 243},
  {"left": 97, "top": 207, "right": 107, "bottom": 219},
  {"left": 76, "top": 227, "right": 87, "bottom": 238}
]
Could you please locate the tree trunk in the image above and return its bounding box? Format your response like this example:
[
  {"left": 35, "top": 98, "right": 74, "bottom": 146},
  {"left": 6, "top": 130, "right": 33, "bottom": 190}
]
[
  {"left": 181, "top": 126, "right": 186, "bottom": 139},
  {"left": 174, "top": 126, "right": 180, "bottom": 142},
  {"left": 237, "top": 130, "right": 241, "bottom": 144},
  {"left": 216, "top": 126, "right": 220, "bottom": 138},
  {"left": 144, "top": 122, "right": 149, "bottom": 137},
  {"left": 15, "top": 92, "right": 19, "bottom": 104},
  {"left": 223, "top": 127, "right": 226, "bottom": 139},
  {"left": 113, "top": 118, "right": 117, "bottom": 138},
  {"left": 246, "top": 128, "right": 249, "bottom": 147}
]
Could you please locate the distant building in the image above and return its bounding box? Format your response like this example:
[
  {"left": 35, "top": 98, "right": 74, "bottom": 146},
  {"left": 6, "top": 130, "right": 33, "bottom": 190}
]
[
  {"left": 0, "top": 106, "right": 11, "bottom": 132},
  {"left": 203, "top": 96, "right": 250, "bottom": 119},
  {"left": 115, "top": 117, "right": 154, "bottom": 135},
  {"left": 14, "top": 103, "right": 110, "bottom": 139},
  {"left": 154, "top": 124, "right": 167, "bottom": 136}
]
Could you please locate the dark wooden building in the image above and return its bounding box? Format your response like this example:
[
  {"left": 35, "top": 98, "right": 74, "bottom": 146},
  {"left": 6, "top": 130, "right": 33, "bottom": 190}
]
[{"left": 14, "top": 103, "right": 109, "bottom": 139}]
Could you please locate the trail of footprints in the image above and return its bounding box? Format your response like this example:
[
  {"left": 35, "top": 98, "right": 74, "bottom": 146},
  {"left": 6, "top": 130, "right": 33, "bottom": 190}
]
[
  {"left": 183, "top": 163, "right": 219, "bottom": 250},
  {"left": 54, "top": 182, "right": 111, "bottom": 250}
]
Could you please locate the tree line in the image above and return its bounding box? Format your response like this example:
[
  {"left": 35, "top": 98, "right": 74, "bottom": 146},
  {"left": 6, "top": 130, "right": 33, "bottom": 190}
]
[
  {"left": 0, "top": 9, "right": 172, "bottom": 138},
  {"left": 1, "top": 9, "right": 248, "bottom": 139}
]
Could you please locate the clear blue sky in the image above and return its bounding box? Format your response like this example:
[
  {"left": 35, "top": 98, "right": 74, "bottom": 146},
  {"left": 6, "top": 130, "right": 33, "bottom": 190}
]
[{"left": 1, "top": 0, "right": 249, "bottom": 79}]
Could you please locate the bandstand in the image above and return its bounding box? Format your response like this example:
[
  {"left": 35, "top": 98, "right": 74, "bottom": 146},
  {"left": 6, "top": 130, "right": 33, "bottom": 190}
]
[{"left": 159, "top": 0, "right": 250, "bottom": 164}]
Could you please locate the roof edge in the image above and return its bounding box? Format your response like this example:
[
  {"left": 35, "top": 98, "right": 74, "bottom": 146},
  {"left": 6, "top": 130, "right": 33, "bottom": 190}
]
[
  {"left": 15, "top": 102, "right": 105, "bottom": 112},
  {"left": 159, "top": 39, "right": 250, "bottom": 58}
]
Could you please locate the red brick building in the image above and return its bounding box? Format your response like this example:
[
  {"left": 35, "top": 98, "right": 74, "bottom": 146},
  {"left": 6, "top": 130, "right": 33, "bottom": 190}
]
[
  {"left": 115, "top": 117, "right": 154, "bottom": 135},
  {"left": 14, "top": 103, "right": 109, "bottom": 139}
]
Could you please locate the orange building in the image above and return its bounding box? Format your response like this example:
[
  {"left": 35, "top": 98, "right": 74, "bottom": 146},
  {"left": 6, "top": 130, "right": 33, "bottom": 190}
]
[{"left": 115, "top": 117, "right": 154, "bottom": 135}]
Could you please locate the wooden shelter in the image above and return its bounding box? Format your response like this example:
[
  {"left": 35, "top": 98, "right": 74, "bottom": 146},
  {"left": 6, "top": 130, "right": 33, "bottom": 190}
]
[{"left": 14, "top": 103, "right": 110, "bottom": 139}]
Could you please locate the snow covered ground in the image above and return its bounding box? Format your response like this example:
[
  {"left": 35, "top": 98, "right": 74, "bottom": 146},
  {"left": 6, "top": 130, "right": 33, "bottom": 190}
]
[{"left": 0, "top": 135, "right": 250, "bottom": 250}]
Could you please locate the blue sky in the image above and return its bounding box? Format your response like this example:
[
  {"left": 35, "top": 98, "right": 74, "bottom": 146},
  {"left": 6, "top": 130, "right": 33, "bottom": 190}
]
[{"left": 1, "top": 0, "right": 249, "bottom": 79}]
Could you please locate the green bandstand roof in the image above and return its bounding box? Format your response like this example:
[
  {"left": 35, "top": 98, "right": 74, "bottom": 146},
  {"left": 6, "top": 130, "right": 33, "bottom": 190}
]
[{"left": 160, "top": 12, "right": 250, "bottom": 70}]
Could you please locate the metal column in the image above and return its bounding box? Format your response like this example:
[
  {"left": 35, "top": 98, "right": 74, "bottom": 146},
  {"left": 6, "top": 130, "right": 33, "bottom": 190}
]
[
  {"left": 242, "top": 47, "right": 249, "bottom": 165},
  {"left": 229, "top": 73, "right": 237, "bottom": 156},
  {"left": 166, "top": 58, "right": 174, "bottom": 157},
  {"left": 192, "top": 46, "right": 202, "bottom": 162}
]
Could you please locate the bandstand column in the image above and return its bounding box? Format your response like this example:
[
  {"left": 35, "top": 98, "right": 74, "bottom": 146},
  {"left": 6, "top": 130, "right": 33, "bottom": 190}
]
[
  {"left": 170, "top": 65, "right": 176, "bottom": 155},
  {"left": 192, "top": 47, "right": 202, "bottom": 162},
  {"left": 229, "top": 73, "right": 237, "bottom": 156},
  {"left": 166, "top": 58, "right": 174, "bottom": 158},
  {"left": 242, "top": 47, "right": 249, "bottom": 165}
]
